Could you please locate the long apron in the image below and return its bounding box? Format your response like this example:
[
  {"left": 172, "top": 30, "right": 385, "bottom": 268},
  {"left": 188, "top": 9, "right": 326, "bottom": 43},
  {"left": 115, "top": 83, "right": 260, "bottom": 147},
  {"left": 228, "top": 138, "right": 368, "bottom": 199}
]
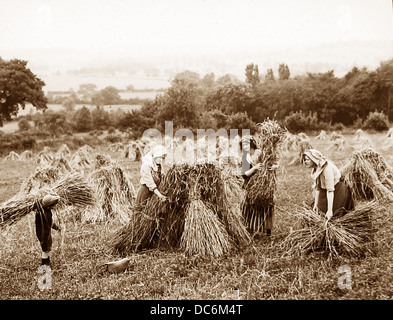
[
  {"left": 317, "top": 180, "right": 354, "bottom": 217},
  {"left": 35, "top": 203, "right": 53, "bottom": 252},
  {"left": 241, "top": 152, "right": 274, "bottom": 234},
  {"left": 135, "top": 164, "right": 163, "bottom": 206}
]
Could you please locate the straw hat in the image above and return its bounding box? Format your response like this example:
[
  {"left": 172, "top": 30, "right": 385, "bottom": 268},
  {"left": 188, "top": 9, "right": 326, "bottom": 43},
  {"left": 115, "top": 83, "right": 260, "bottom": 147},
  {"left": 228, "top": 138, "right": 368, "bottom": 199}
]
[
  {"left": 42, "top": 194, "right": 60, "bottom": 208},
  {"left": 104, "top": 257, "right": 131, "bottom": 273}
]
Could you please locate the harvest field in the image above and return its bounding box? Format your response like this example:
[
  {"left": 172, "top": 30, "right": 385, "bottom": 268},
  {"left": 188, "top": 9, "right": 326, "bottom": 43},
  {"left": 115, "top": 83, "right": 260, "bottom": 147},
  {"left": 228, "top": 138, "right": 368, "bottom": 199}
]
[{"left": 1, "top": 131, "right": 393, "bottom": 300}]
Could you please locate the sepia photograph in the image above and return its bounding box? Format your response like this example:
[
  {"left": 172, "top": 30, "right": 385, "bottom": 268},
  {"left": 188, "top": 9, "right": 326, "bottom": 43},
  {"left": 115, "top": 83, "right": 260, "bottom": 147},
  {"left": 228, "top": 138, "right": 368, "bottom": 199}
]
[{"left": 1, "top": 0, "right": 392, "bottom": 310}]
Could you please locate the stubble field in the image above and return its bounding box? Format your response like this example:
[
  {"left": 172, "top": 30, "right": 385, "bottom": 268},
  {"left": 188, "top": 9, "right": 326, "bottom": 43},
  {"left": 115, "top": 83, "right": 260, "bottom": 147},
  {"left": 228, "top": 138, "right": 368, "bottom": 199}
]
[{"left": 0, "top": 133, "right": 393, "bottom": 300}]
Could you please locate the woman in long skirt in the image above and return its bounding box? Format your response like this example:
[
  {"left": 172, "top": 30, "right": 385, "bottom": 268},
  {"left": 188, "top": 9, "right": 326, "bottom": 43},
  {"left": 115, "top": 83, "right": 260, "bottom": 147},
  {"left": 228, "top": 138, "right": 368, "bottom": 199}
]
[
  {"left": 240, "top": 136, "right": 274, "bottom": 237},
  {"left": 303, "top": 149, "right": 354, "bottom": 219},
  {"left": 135, "top": 145, "right": 168, "bottom": 206}
]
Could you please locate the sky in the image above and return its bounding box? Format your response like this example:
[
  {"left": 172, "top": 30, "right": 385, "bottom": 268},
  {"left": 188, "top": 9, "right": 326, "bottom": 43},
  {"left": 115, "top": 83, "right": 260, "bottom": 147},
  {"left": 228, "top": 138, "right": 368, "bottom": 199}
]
[{"left": 1, "top": 0, "right": 392, "bottom": 89}]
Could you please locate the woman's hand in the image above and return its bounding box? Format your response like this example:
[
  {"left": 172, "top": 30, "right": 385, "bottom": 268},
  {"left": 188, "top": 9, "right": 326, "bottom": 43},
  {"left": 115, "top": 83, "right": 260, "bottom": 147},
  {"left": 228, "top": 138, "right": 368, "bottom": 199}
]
[
  {"left": 159, "top": 195, "right": 167, "bottom": 202},
  {"left": 251, "top": 163, "right": 263, "bottom": 172},
  {"left": 154, "top": 189, "right": 168, "bottom": 202},
  {"left": 325, "top": 210, "right": 333, "bottom": 220},
  {"left": 268, "top": 164, "right": 279, "bottom": 171}
]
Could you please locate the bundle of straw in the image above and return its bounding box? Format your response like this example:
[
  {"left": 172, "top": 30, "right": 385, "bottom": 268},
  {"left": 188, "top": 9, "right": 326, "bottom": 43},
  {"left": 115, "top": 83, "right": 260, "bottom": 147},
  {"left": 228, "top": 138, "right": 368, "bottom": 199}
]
[
  {"left": 0, "top": 172, "right": 95, "bottom": 228},
  {"left": 0, "top": 194, "right": 39, "bottom": 228},
  {"left": 70, "top": 145, "right": 95, "bottom": 171},
  {"left": 3, "top": 151, "right": 19, "bottom": 161},
  {"left": 85, "top": 163, "right": 136, "bottom": 223},
  {"left": 19, "top": 156, "right": 74, "bottom": 194},
  {"left": 55, "top": 144, "right": 71, "bottom": 159},
  {"left": 341, "top": 146, "right": 393, "bottom": 202},
  {"left": 111, "top": 196, "right": 165, "bottom": 253},
  {"left": 18, "top": 150, "right": 33, "bottom": 162},
  {"left": 180, "top": 199, "right": 231, "bottom": 257},
  {"left": 281, "top": 201, "right": 377, "bottom": 257},
  {"left": 35, "top": 151, "right": 53, "bottom": 166},
  {"left": 245, "top": 119, "right": 286, "bottom": 207},
  {"left": 52, "top": 172, "right": 96, "bottom": 208},
  {"left": 111, "top": 162, "right": 251, "bottom": 257}
]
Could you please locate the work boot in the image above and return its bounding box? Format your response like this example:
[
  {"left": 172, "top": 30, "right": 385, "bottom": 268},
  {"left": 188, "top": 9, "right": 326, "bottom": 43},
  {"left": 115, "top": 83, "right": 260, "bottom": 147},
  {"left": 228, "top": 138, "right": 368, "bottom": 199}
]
[
  {"left": 51, "top": 222, "right": 60, "bottom": 231},
  {"left": 41, "top": 257, "right": 51, "bottom": 266}
]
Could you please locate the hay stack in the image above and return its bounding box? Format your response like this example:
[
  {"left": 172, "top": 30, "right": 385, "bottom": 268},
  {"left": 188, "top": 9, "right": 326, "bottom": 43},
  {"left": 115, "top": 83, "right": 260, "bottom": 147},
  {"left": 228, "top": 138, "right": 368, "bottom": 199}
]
[
  {"left": 355, "top": 129, "right": 365, "bottom": 140},
  {"left": 84, "top": 162, "right": 136, "bottom": 223},
  {"left": 281, "top": 202, "right": 377, "bottom": 258},
  {"left": 108, "top": 142, "right": 124, "bottom": 152},
  {"left": 20, "top": 156, "right": 74, "bottom": 194},
  {"left": 3, "top": 151, "right": 19, "bottom": 161},
  {"left": 111, "top": 163, "right": 251, "bottom": 257},
  {"left": 1, "top": 173, "right": 95, "bottom": 229},
  {"left": 35, "top": 150, "right": 53, "bottom": 166},
  {"left": 316, "top": 130, "right": 328, "bottom": 140},
  {"left": 18, "top": 150, "right": 33, "bottom": 162},
  {"left": 55, "top": 144, "right": 71, "bottom": 159},
  {"left": 329, "top": 137, "right": 346, "bottom": 151},
  {"left": 288, "top": 139, "right": 313, "bottom": 165},
  {"left": 70, "top": 145, "right": 95, "bottom": 171},
  {"left": 341, "top": 146, "right": 393, "bottom": 203}
]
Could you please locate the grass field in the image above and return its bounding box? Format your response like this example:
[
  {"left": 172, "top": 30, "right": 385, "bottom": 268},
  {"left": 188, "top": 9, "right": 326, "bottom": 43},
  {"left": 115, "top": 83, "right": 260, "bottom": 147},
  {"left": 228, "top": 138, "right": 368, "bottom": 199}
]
[{"left": 1, "top": 133, "right": 393, "bottom": 300}]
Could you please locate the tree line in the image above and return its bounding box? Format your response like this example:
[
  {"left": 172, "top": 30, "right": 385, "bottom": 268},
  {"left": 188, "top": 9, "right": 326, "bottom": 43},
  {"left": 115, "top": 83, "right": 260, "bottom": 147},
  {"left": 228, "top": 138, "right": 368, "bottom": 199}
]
[
  {"left": 1, "top": 56, "right": 393, "bottom": 138},
  {"left": 125, "top": 59, "right": 393, "bottom": 136}
]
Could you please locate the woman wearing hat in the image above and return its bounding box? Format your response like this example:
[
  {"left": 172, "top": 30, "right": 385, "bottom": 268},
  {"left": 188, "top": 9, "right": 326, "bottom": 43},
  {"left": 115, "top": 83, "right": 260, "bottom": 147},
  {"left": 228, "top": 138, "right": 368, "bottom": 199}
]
[
  {"left": 239, "top": 135, "right": 275, "bottom": 237},
  {"left": 34, "top": 194, "right": 60, "bottom": 266},
  {"left": 303, "top": 149, "right": 353, "bottom": 219},
  {"left": 136, "top": 145, "right": 168, "bottom": 205}
]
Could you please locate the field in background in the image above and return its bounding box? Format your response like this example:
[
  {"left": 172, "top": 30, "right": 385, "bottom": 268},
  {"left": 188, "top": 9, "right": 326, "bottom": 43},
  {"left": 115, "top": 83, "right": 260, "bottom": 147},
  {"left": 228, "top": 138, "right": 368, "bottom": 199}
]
[
  {"left": 0, "top": 103, "right": 144, "bottom": 133},
  {"left": 0, "top": 133, "right": 393, "bottom": 299}
]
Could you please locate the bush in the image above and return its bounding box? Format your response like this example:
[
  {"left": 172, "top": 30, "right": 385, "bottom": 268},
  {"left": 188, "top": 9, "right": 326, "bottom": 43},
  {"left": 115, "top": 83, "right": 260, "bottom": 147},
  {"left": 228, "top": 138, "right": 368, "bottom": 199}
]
[
  {"left": 107, "top": 127, "right": 116, "bottom": 134},
  {"left": 283, "top": 111, "right": 320, "bottom": 133},
  {"left": 330, "top": 122, "right": 347, "bottom": 132},
  {"left": 18, "top": 119, "right": 31, "bottom": 132},
  {"left": 105, "top": 133, "right": 123, "bottom": 143},
  {"left": 362, "top": 111, "right": 390, "bottom": 132},
  {"left": 0, "top": 133, "right": 37, "bottom": 155},
  {"left": 225, "top": 112, "right": 258, "bottom": 134}
]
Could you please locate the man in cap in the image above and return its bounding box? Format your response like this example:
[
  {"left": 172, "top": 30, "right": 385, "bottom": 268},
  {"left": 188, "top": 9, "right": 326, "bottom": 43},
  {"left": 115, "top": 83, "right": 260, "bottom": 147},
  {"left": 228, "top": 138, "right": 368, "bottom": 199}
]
[{"left": 34, "top": 194, "right": 61, "bottom": 266}]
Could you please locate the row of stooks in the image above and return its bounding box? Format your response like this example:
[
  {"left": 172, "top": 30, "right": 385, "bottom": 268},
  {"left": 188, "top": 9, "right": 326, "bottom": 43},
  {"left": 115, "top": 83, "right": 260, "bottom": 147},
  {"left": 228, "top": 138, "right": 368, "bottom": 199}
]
[{"left": 0, "top": 123, "right": 390, "bottom": 259}]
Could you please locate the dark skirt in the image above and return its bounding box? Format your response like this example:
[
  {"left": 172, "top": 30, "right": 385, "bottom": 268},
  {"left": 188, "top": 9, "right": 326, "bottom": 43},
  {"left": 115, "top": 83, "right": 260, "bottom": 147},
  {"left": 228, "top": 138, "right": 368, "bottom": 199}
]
[
  {"left": 317, "top": 180, "right": 354, "bottom": 217},
  {"left": 35, "top": 207, "right": 53, "bottom": 252},
  {"left": 241, "top": 202, "right": 274, "bottom": 234},
  {"left": 135, "top": 184, "right": 153, "bottom": 206}
]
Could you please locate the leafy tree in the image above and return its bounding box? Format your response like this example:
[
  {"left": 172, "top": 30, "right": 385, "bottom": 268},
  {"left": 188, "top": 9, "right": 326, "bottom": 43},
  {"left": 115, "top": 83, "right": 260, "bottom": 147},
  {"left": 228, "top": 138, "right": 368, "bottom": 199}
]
[
  {"left": 265, "top": 68, "right": 275, "bottom": 82},
  {"left": 18, "top": 118, "right": 31, "bottom": 132},
  {"left": 376, "top": 59, "right": 393, "bottom": 120},
  {"left": 91, "top": 106, "right": 111, "bottom": 130},
  {"left": 0, "top": 58, "right": 47, "bottom": 126},
  {"left": 245, "top": 63, "right": 260, "bottom": 88},
  {"left": 157, "top": 71, "right": 203, "bottom": 130},
  {"left": 216, "top": 74, "right": 242, "bottom": 86},
  {"left": 33, "top": 110, "right": 69, "bottom": 136},
  {"left": 72, "top": 106, "right": 92, "bottom": 132},
  {"left": 92, "top": 86, "right": 121, "bottom": 106},
  {"left": 283, "top": 110, "right": 321, "bottom": 133},
  {"left": 362, "top": 111, "right": 390, "bottom": 131},
  {"left": 62, "top": 97, "right": 76, "bottom": 112},
  {"left": 278, "top": 63, "right": 290, "bottom": 80},
  {"left": 126, "top": 84, "right": 135, "bottom": 92},
  {"left": 77, "top": 83, "right": 97, "bottom": 103},
  {"left": 225, "top": 112, "right": 258, "bottom": 134}
]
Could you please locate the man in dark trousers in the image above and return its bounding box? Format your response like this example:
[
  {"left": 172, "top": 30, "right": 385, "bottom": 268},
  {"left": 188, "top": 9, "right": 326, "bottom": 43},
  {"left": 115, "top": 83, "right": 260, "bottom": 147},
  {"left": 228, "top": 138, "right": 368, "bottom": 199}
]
[{"left": 34, "top": 194, "right": 61, "bottom": 266}]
